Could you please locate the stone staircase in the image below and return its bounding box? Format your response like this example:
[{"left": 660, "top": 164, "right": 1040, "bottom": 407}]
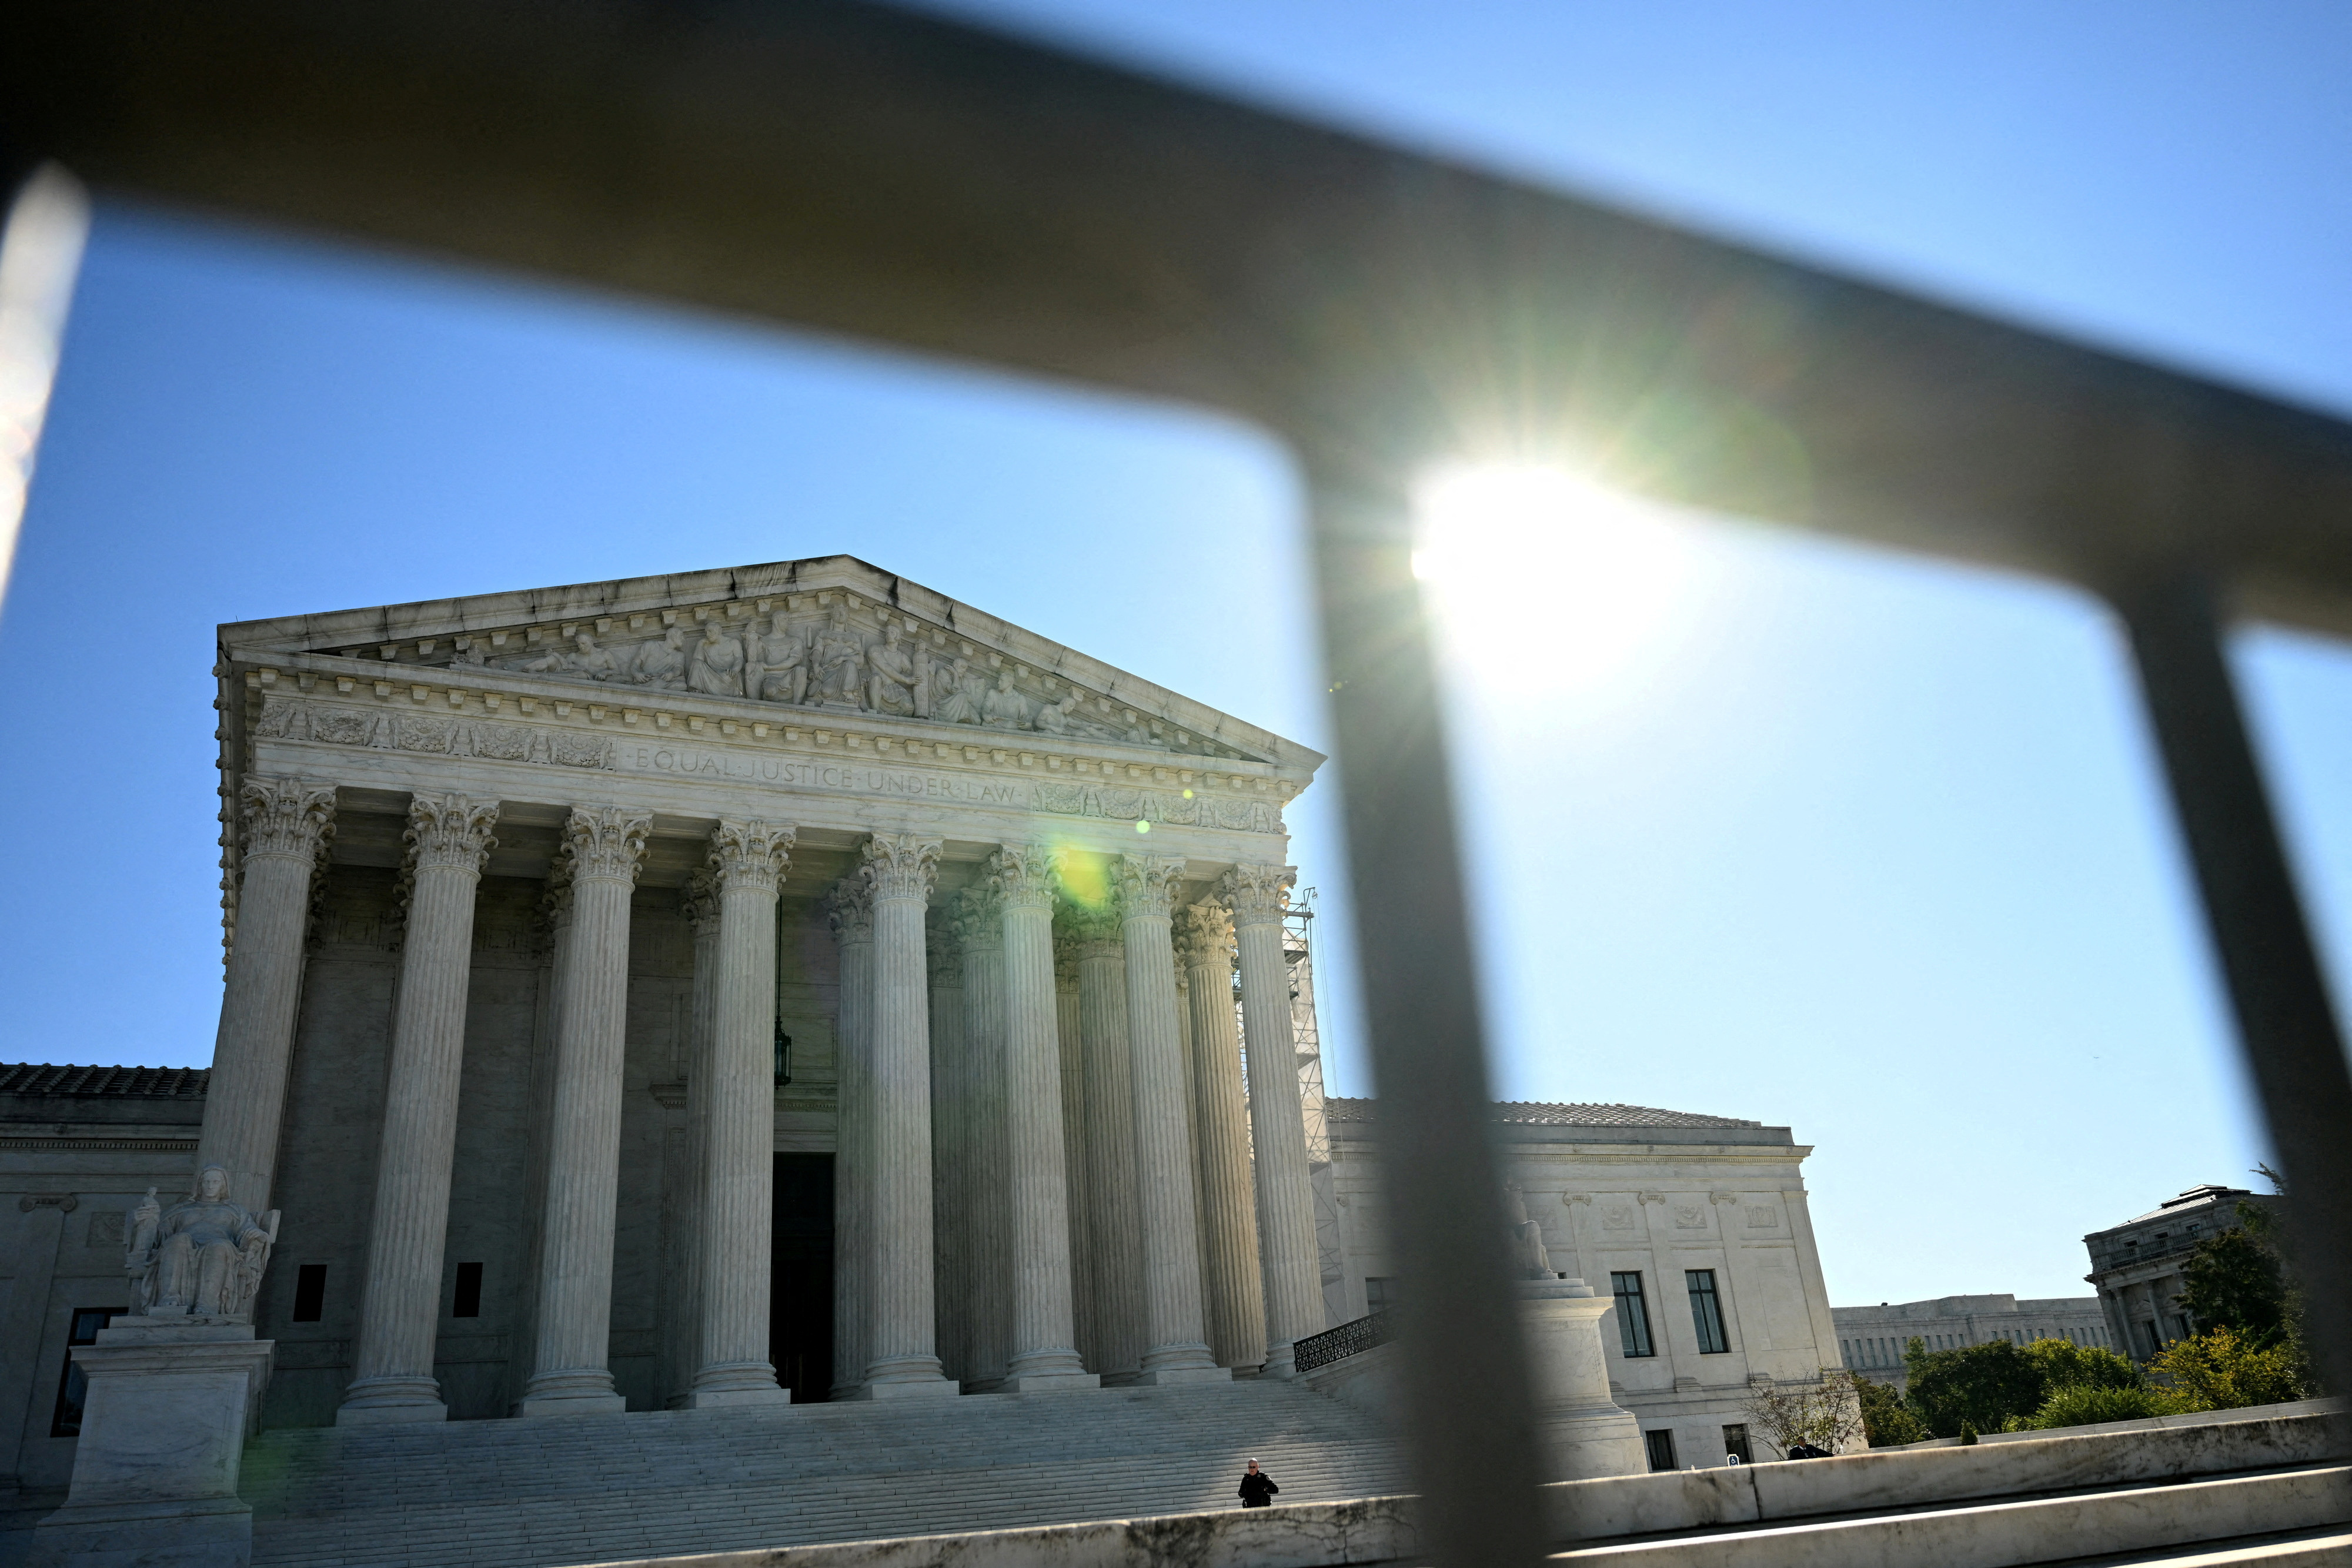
[{"left": 240, "top": 1378, "right": 1411, "bottom": 1568}]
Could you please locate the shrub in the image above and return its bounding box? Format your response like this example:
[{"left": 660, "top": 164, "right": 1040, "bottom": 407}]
[
  {"left": 2015, "top": 1382, "right": 2172, "bottom": 1430},
  {"left": 2024, "top": 1338, "right": 2143, "bottom": 1395},
  {"left": 2149, "top": 1326, "right": 2306, "bottom": 1413},
  {"left": 1852, "top": 1375, "right": 1929, "bottom": 1447},
  {"left": 1905, "top": 1339, "right": 2046, "bottom": 1437}
]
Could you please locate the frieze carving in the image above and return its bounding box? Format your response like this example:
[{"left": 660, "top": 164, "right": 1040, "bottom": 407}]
[
  {"left": 1218, "top": 863, "right": 1296, "bottom": 927},
  {"left": 344, "top": 594, "right": 1252, "bottom": 759},
  {"left": 560, "top": 806, "right": 652, "bottom": 885},
  {"left": 826, "top": 875, "right": 875, "bottom": 946},
  {"left": 861, "top": 832, "right": 940, "bottom": 905},
  {"left": 1173, "top": 901, "right": 1235, "bottom": 971},
  {"left": 1746, "top": 1205, "right": 1781, "bottom": 1229},
  {"left": 1602, "top": 1206, "right": 1634, "bottom": 1231},
  {"left": 1673, "top": 1206, "right": 1707, "bottom": 1230},
  {"left": 1113, "top": 855, "right": 1186, "bottom": 922},
  {"left": 680, "top": 868, "right": 720, "bottom": 935},
  {"left": 708, "top": 819, "right": 795, "bottom": 897},
  {"left": 405, "top": 794, "right": 500, "bottom": 877}
]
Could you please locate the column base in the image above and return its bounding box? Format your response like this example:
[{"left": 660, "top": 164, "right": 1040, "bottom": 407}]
[
  {"left": 1259, "top": 1342, "right": 1299, "bottom": 1379},
  {"left": 513, "top": 1389, "right": 627, "bottom": 1419},
  {"left": 684, "top": 1385, "right": 791, "bottom": 1410},
  {"left": 996, "top": 1369, "right": 1101, "bottom": 1393},
  {"left": 335, "top": 1398, "right": 449, "bottom": 1426}
]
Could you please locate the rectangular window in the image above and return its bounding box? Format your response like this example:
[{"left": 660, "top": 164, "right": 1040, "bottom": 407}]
[
  {"left": 1722, "top": 1423, "right": 1753, "bottom": 1465},
  {"left": 1611, "top": 1272, "right": 1654, "bottom": 1358},
  {"left": 1365, "top": 1276, "right": 1396, "bottom": 1313},
  {"left": 1686, "top": 1271, "right": 1728, "bottom": 1354},
  {"left": 292, "top": 1263, "right": 328, "bottom": 1323},
  {"left": 49, "top": 1308, "right": 122, "bottom": 1437},
  {"left": 451, "top": 1262, "right": 484, "bottom": 1319},
  {"left": 1643, "top": 1429, "right": 1678, "bottom": 1472}
]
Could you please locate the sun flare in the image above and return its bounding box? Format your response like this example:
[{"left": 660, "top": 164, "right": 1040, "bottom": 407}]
[{"left": 1412, "top": 463, "right": 1697, "bottom": 695}]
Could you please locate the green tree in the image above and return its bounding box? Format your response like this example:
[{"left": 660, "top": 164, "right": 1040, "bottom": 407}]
[
  {"left": 2023, "top": 1337, "right": 2143, "bottom": 1395},
  {"left": 1852, "top": 1373, "right": 1928, "bottom": 1447},
  {"left": 2149, "top": 1325, "right": 2306, "bottom": 1412},
  {"left": 2179, "top": 1226, "right": 2288, "bottom": 1346},
  {"left": 2010, "top": 1383, "right": 2170, "bottom": 1430},
  {"left": 1903, "top": 1337, "right": 2046, "bottom": 1437}
]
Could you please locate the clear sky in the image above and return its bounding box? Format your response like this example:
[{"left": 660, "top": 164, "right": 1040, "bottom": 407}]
[{"left": 8, "top": 1, "right": 2351, "bottom": 1310}]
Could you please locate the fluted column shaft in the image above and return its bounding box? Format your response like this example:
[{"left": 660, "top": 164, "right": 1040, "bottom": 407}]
[
  {"left": 340, "top": 795, "right": 499, "bottom": 1424},
  {"left": 1178, "top": 901, "right": 1268, "bottom": 1369},
  {"left": 1115, "top": 857, "right": 1224, "bottom": 1382},
  {"left": 1054, "top": 931, "right": 1094, "bottom": 1368},
  {"left": 519, "top": 806, "right": 651, "bottom": 1416},
  {"left": 1073, "top": 911, "right": 1144, "bottom": 1377},
  {"left": 860, "top": 833, "right": 957, "bottom": 1398},
  {"left": 926, "top": 924, "right": 968, "bottom": 1383},
  {"left": 667, "top": 872, "right": 720, "bottom": 1407},
  {"left": 689, "top": 820, "right": 796, "bottom": 1406},
  {"left": 198, "top": 775, "right": 337, "bottom": 1219},
  {"left": 959, "top": 888, "right": 1012, "bottom": 1388},
  {"left": 991, "top": 850, "right": 1094, "bottom": 1390},
  {"left": 1225, "top": 864, "right": 1324, "bottom": 1376},
  {"left": 827, "top": 879, "right": 876, "bottom": 1399}
]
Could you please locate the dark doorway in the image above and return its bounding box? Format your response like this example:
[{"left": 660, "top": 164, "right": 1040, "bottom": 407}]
[{"left": 773, "top": 1153, "right": 835, "bottom": 1401}]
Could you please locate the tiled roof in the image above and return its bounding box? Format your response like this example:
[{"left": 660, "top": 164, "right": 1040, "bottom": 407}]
[
  {"left": 0, "top": 1063, "right": 211, "bottom": 1098},
  {"left": 1324, "top": 1096, "right": 1759, "bottom": 1129}
]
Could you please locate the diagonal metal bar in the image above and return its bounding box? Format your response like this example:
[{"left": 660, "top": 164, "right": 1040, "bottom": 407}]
[{"left": 2110, "top": 572, "right": 2352, "bottom": 1407}]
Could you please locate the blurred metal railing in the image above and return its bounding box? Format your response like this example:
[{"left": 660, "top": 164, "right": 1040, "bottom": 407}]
[{"left": 9, "top": 3, "right": 2352, "bottom": 1561}]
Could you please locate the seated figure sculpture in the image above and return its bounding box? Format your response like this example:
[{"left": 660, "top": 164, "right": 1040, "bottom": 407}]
[
  {"left": 126, "top": 1164, "right": 279, "bottom": 1319},
  {"left": 1504, "top": 1184, "right": 1557, "bottom": 1280}
]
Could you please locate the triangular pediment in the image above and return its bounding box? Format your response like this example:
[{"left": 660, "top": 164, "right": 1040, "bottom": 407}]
[{"left": 218, "top": 555, "right": 1317, "bottom": 771}]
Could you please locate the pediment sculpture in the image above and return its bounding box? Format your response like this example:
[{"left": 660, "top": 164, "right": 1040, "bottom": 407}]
[
  {"left": 125, "top": 1164, "right": 280, "bottom": 1320},
  {"left": 423, "top": 599, "right": 1226, "bottom": 755}
]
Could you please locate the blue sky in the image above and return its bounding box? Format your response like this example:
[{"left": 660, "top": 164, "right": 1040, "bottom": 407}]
[{"left": 8, "top": 1, "right": 2351, "bottom": 1308}]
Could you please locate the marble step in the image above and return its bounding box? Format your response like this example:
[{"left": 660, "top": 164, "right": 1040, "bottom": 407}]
[{"left": 243, "top": 1379, "right": 1409, "bottom": 1568}]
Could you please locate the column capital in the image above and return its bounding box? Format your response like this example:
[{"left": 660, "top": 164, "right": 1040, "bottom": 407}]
[
  {"left": 956, "top": 884, "right": 1004, "bottom": 952},
  {"left": 1174, "top": 901, "right": 1235, "bottom": 971},
  {"left": 1061, "top": 901, "right": 1124, "bottom": 958},
  {"left": 861, "top": 832, "right": 941, "bottom": 904},
  {"left": 926, "top": 920, "right": 964, "bottom": 988},
  {"left": 1218, "top": 863, "right": 1296, "bottom": 928},
  {"left": 240, "top": 775, "right": 338, "bottom": 864},
  {"left": 709, "top": 819, "right": 796, "bottom": 897},
  {"left": 988, "top": 844, "right": 1059, "bottom": 911},
  {"left": 1114, "top": 855, "right": 1187, "bottom": 922},
  {"left": 539, "top": 862, "right": 574, "bottom": 934},
  {"left": 403, "top": 794, "right": 499, "bottom": 878},
  {"left": 561, "top": 805, "right": 653, "bottom": 885},
  {"left": 680, "top": 867, "right": 720, "bottom": 935},
  {"left": 827, "top": 874, "right": 874, "bottom": 946}
]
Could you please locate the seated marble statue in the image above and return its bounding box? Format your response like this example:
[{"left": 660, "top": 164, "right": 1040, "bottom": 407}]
[
  {"left": 1503, "top": 1184, "right": 1556, "bottom": 1281},
  {"left": 811, "top": 606, "right": 866, "bottom": 706},
  {"left": 981, "top": 669, "right": 1034, "bottom": 729},
  {"left": 632, "top": 627, "right": 690, "bottom": 690},
  {"left": 866, "top": 626, "right": 923, "bottom": 718},
  {"left": 750, "top": 618, "right": 809, "bottom": 704},
  {"left": 933, "top": 657, "right": 979, "bottom": 724},
  {"left": 687, "top": 626, "right": 747, "bottom": 698},
  {"left": 127, "top": 1164, "right": 279, "bottom": 1319}
]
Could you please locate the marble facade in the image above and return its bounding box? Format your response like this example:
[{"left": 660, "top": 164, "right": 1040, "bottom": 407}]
[{"left": 18, "top": 556, "right": 1338, "bottom": 1460}]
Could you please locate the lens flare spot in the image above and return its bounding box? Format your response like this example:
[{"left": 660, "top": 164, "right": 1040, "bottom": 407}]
[{"left": 1134, "top": 820, "right": 1152, "bottom": 834}]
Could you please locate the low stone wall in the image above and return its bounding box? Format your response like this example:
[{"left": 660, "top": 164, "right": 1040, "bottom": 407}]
[
  {"left": 1540, "top": 1405, "right": 2348, "bottom": 1542},
  {"left": 1884, "top": 1395, "right": 2343, "bottom": 1449}
]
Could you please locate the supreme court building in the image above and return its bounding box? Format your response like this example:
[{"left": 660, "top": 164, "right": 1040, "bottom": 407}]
[{"left": 101, "top": 555, "right": 1331, "bottom": 1429}]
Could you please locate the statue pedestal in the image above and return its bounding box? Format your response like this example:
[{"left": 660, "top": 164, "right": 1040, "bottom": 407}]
[
  {"left": 32, "top": 1318, "right": 275, "bottom": 1568},
  {"left": 1516, "top": 1279, "right": 1646, "bottom": 1482}
]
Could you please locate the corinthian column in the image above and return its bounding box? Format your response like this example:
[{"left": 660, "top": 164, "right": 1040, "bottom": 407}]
[
  {"left": 339, "top": 794, "right": 499, "bottom": 1425},
  {"left": 1224, "top": 863, "right": 1324, "bottom": 1376},
  {"left": 827, "top": 876, "right": 876, "bottom": 1400},
  {"left": 688, "top": 820, "right": 796, "bottom": 1407},
  {"left": 958, "top": 885, "right": 1012, "bottom": 1389},
  {"left": 858, "top": 833, "right": 957, "bottom": 1399},
  {"left": 517, "top": 805, "right": 652, "bottom": 1417},
  {"left": 1177, "top": 900, "right": 1267, "bottom": 1370},
  {"left": 990, "top": 848, "right": 1095, "bottom": 1392},
  {"left": 926, "top": 919, "right": 967, "bottom": 1384},
  {"left": 198, "top": 775, "right": 338, "bottom": 1218},
  {"left": 1068, "top": 901, "right": 1143, "bottom": 1378},
  {"left": 667, "top": 871, "right": 720, "bottom": 1407},
  {"left": 1054, "top": 927, "right": 1094, "bottom": 1369},
  {"left": 1114, "top": 855, "right": 1225, "bottom": 1383}
]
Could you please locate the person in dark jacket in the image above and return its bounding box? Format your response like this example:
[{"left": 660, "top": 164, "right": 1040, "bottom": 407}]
[{"left": 1238, "top": 1459, "right": 1278, "bottom": 1508}]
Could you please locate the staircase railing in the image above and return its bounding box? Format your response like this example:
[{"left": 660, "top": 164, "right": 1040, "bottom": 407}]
[{"left": 1292, "top": 1308, "right": 1394, "bottom": 1375}]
